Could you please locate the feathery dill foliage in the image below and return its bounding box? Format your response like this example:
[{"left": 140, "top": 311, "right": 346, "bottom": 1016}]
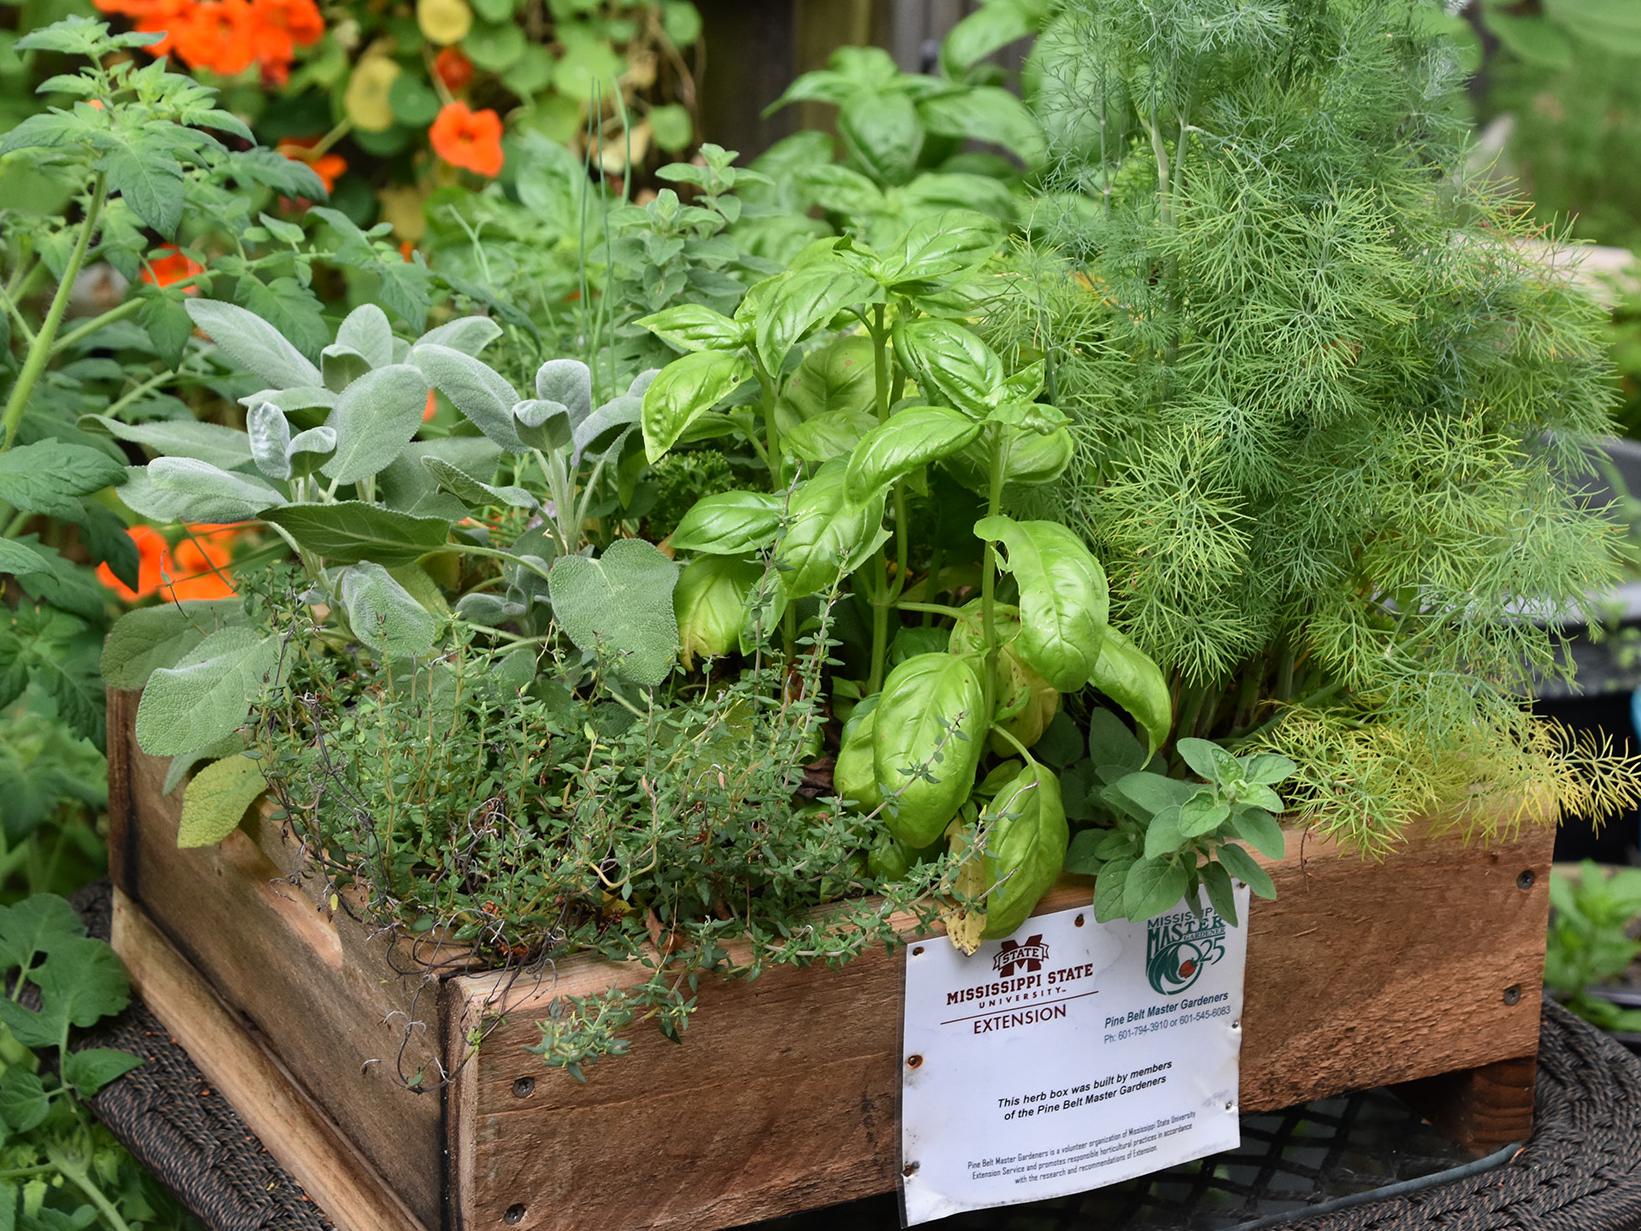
[
  {"left": 993, "top": 0, "right": 1641, "bottom": 850},
  {"left": 250, "top": 579, "right": 946, "bottom": 1079}
]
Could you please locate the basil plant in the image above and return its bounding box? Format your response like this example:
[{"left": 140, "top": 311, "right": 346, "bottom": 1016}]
[{"left": 638, "top": 208, "right": 1172, "bottom": 946}]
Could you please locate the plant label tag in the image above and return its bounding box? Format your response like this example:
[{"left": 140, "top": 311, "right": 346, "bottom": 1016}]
[{"left": 900, "top": 893, "right": 1249, "bottom": 1225}]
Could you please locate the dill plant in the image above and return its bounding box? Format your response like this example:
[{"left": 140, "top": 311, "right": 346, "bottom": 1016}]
[{"left": 993, "top": 0, "right": 1641, "bottom": 850}]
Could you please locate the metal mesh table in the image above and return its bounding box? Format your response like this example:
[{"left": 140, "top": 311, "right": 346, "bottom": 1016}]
[{"left": 73, "top": 885, "right": 1641, "bottom": 1231}]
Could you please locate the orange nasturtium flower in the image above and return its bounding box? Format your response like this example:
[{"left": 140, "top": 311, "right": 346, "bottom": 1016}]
[
  {"left": 97, "top": 524, "right": 241, "bottom": 603},
  {"left": 276, "top": 136, "right": 347, "bottom": 195},
  {"left": 172, "top": 0, "right": 259, "bottom": 76},
  {"left": 429, "top": 102, "right": 504, "bottom": 177},
  {"left": 142, "top": 247, "right": 204, "bottom": 291},
  {"left": 432, "top": 45, "right": 473, "bottom": 92},
  {"left": 95, "top": 0, "right": 321, "bottom": 78},
  {"left": 248, "top": 0, "right": 323, "bottom": 82},
  {"left": 92, "top": 0, "right": 185, "bottom": 53}
]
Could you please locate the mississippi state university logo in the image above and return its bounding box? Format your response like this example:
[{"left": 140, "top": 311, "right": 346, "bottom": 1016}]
[
  {"left": 1146, "top": 908, "right": 1227, "bottom": 995},
  {"left": 992, "top": 935, "right": 1050, "bottom": 978}
]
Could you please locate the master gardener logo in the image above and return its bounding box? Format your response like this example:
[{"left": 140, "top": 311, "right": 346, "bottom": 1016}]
[{"left": 1146, "top": 908, "right": 1228, "bottom": 995}]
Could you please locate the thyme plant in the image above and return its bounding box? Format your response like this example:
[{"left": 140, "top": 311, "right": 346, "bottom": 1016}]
[
  {"left": 249, "top": 571, "right": 951, "bottom": 1079},
  {"left": 995, "top": 0, "right": 1641, "bottom": 849}
]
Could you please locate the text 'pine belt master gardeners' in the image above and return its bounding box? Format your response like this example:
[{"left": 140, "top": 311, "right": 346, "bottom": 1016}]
[{"left": 901, "top": 891, "right": 1250, "bottom": 1224}]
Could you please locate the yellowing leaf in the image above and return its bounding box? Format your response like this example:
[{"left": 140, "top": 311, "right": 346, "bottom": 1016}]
[
  {"left": 178, "top": 755, "right": 267, "bottom": 849},
  {"left": 939, "top": 824, "right": 987, "bottom": 955}
]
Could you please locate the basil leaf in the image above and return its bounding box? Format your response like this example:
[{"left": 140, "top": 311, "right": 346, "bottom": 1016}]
[
  {"left": 839, "top": 88, "right": 923, "bottom": 187},
  {"left": 783, "top": 408, "right": 878, "bottom": 464},
  {"left": 1090, "top": 626, "right": 1173, "bottom": 757},
  {"left": 872, "top": 652, "right": 986, "bottom": 847},
  {"left": 917, "top": 86, "right": 1047, "bottom": 165},
  {"left": 752, "top": 263, "right": 878, "bottom": 375},
  {"left": 774, "top": 460, "right": 886, "bottom": 598},
  {"left": 845, "top": 405, "right": 982, "bottom": 501},
  {"left": 947, "top": 425, "right": 1074, "bottom": 490},
  {"left": 875, "top": 208, "right": 1003, "bottom": 290},
  {"left": 674, "top": 555, "right": 759, "bottom": 669},
  {"left": 893, "top": 317, "right": 1003, "bottom": 416},
  {"left": 641, "top": 349, "right": 755, "bottom": 463},
  {"left": 834, "top": 704, "right": 882, "bottom": 811},
  {"left": 638, "top": 304, "right": 746, "bottom": 354},
  {"left": 779, "top": 335, "right": 877, "bottom": 422},
  {"left": 980, "top": 763, "right": 1068, "bottom": 939},
  {"left": 669, "top": 490, "right": 785, "bottom": 556},
  {"left": 943, "top": 3, "right": 1038, "bottom": 73},
  {"left": 974, "top": 515, "right": 1108, "bottom": 691},
  {"left": 868, "top": 832, "right": 916, "bottom": 881}
]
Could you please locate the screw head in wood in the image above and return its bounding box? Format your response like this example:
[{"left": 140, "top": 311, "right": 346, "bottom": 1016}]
[
  {"left": 1516, "top": 869, "right": 1535, "bottom": 890},
  {"left": 512, "top": 1076, "right": 535, "bottom": 1099},
  {"left": 1503, "top": 984, "right": 1522, "bottom": 1006},
  {"left": 504, "top": 1204, "right": 526, "bottom": 1224}
]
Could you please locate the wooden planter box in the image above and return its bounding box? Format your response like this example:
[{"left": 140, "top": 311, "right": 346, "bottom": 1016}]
[{"left": 105, "top": 690, "right": 1554, "bottom": 1231}]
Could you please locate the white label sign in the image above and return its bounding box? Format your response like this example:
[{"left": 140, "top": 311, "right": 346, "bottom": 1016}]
[{"left": 901, "top": 893, "right": 1249, "bottom": 1225}]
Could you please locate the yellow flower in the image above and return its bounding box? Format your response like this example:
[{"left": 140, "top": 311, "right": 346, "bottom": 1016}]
[
  {"left": 416, "top": 0, "right": 471, "bottom": 46},
  {"left": 343, "top": 54, "right": 400, "bottom": 132}
]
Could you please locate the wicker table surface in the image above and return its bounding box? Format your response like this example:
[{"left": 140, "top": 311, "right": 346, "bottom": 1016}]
[{"left": 73, "top": 885, "right": 1641, "bottom": 1231}]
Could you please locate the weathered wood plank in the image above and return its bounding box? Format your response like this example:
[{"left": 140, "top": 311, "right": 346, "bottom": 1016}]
[
  {"left": 107, "top": 690, "right": 448, "bottom": 1229},
  {"left": 446, "top": 823, "right": 1553, "bottom": 1230},
  {"left": 111, "top": 890, "right": 425, "bottom": 1231}
]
